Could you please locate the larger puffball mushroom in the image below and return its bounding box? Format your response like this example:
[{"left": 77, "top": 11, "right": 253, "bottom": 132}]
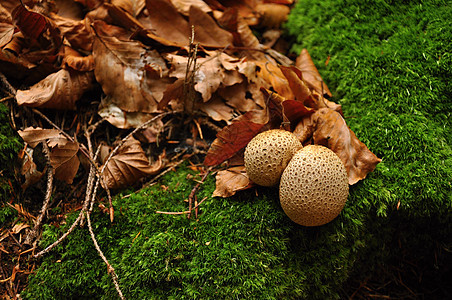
[
  {"left": 279, "top": 145, "right": 349, "bottom": 226},
  {"left": 244, "top": 129, "right": 302, "bottom": 186}
]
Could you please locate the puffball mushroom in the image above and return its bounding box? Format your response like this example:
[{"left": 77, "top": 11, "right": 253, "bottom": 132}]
[
  {"left": 279, "top": 145, "right": 349, "bottom": 226},
  {"left": 244, "top": 129, "right": 302, "bottom": 186}
]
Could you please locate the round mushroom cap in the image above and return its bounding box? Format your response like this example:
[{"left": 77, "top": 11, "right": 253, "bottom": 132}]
[
  {"left": 244, "top": 129, "right": 302, "bottom": 186},
  {"left": 279, "top": 145, "right": 349, "bottom": 226}
]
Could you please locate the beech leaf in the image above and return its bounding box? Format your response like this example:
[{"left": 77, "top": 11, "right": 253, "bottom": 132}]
[
  {"left": 18, "top": 127, "right": 68, "bottom": 148},
  {"left": 16, "top": 69, "right": 94, "bottom": 110},
  {"left": 144, "top": 0, "right": 190, "bottom": 47},
  {"left": 93, "top": 21, "right": 170, "bottom": 113},
  {"left": 0, "top": 23, "right": 14, "bottom": 48},
  {"left": 102, "top": 137, "right": 163, "bottom": 189},
  {"left": 12, "top": 5, "right": 48, "bottom": 41},
  {"left": 212, "top": 166, "right": 252, "bottom": 198},
  {"left": 204, "top": 120, "right": 265, "bottom": 166},
  {"left": 295, "top": 48, "right": 332, "bottom": 97},
  {"left": 51, "top": 141, "right": 80, "bottom": 184},
  {"left": 294, "top": 108, "right": 381, "bottom": 185},
  {"left": 189, "top": 5, "right": 233, "bottom": 48}
]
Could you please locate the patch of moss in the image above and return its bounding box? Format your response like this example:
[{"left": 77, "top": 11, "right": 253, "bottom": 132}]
[
  {"left": 0, "top": 103, "right": 22, "bottom": 201},
  {"left": 22, "top": 0, "right": 452, "bottom": 298},
  {"left": 285, "top": 0, "right": 451, "bottom": 296},
  {"left": 23, "top": 165, "right": 368, "bottom": 299}
]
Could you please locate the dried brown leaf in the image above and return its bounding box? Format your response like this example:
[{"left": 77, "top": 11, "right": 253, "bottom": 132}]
[
  {"left": 16, "top": 69, "right": 94, "bottom": 110},
  {"left": 212, "top": 166, "right": 252, "bottom": 197},
  {"left": 50, "top": 140, "right": 80, "bottom": 184},
  {"left": 0, "top": 23, "right": 14, "bottom": 48},
  {"left": 61, "top": 45, "right": 94, "bottom": 71},
  {"left": 294, "top": 108, "right": 381, "bottom": 185},
  {"left": 144, "top": 0, "right": 190, "bottom": 47},
  {"left": 170, "top": 0, "right": 211, "bottom": 16},
  {"left": 50, "top": 14, "right": 94, "bottom": 52},
  {"left": 255, "top": 4, "right": 290, "bottom": 28},
  {"left": 204, "top": 120, "right": 265, "bottom": 166},
  {"left": 189, "top": 5, "right": 233, "bottom": 48},
  {"left": 93, "top": 21, "right": 170, "bottom": 113},
  {"left": 18, "top": 127, "right": 68, "bottom": 148},
  {"left": 295, "top": 48, "right": 332, "bottom": 97},
  {"left": 102, "top": 137, "right": 163, "bottom": 189}
]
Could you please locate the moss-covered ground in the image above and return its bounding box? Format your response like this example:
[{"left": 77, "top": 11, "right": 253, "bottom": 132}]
[{"left": 10, "top": 0, "right": 452, "bottom": 299}]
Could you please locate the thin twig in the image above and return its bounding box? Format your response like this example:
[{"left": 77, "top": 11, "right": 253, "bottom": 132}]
[
  {"left": 156, "top": 196, "right": 208, "bottom": 215},
  {"left": 34, "top": 160, "right": 97, "bottom": 258},
  {"left": 187, "top": 168, "right": 211, "bottom": 219},
  {"left": 24, "top": 142, "right": 54, "bottom": 245},
  {"left": 86, "top": 211, "right": 125, "bottom": 299},
  {"left": 100, "top": 112, "right": 172, "bottom": 176}
]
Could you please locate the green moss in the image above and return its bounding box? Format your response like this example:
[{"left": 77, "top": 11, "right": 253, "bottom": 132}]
[
  {"left": 23, "top": 165, "right": 367, "bottom": 299},
  {"left": 22, "top": 0, "right": 452, "bottom": 298},
  {"left": 0, "top": 103, "right": 22, "bottom": 200}
]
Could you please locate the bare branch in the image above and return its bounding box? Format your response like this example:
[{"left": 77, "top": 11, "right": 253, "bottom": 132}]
[{"left": 24, "top": 142, "right": 53, "bottom": 245}]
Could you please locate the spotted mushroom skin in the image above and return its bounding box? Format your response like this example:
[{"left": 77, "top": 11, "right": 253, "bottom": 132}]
[
  {"left": 244, "top": 129, "right": 302, "bottom": 186},
  {"left": 279, "top": 145, "right": 349, "bottom": 226}
]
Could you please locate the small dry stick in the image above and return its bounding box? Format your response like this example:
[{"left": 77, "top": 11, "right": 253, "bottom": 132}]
[
  {"left": 24, "top": 142, "right": 54, "bottom": 245},
  {"left": 156, "top": 196, "right": 208, "bottom": 215},
  {"left": 187, "top": 168, "right": 211, "bottom": 219},
  {"left": 86, "top": 211, "right": 125, "bottom": 300},
  {"left": 34, "top": 160, "right": 97, "bottom": 258}
]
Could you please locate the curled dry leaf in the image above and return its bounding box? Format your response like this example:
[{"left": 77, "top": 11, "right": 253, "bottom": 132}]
[
  {"left": 294, "top": 108, "right": 381, "bottom": 185},
  {"left": 144, "top": 0, "right": 190, "bottom": 47},
  {"left": 16, "top": 69, "right": 94, "bottom": 110},
  {"left": 50, "top": 140, "right": 80, "bottom": 184},
  {"left": 18, "top": 127, "right": 81, "bottom": 185},
  {"left": 93, "top": 21, "right": 171, "bottom": 113},
  {"left": 61, "top": 45, "right": 94, "bottom": 71},
  {"left": 295, "top": 48, "right": 332, "bottom": 97},
  {"left": 0, "top": 23, "right": 14, "bottom": 48},
  {"left": 212, "top": 166, "right": 252, "bottom": 198},
  {"left": 102, "top": 137, "right": 163, "bottom": 189},
  {"left": 50, "top": 13, "right": 94, "bottom": 52},
  {"left": 18, "top": 127, "right": 68, "bottom": 148},
  {"left": 255, "top": 4, "right": 290, "bottom": 29},
  {"left": 204, "top": 120, "right": 265, "bottom": 166},
  {"left": 170, "top": 0, "right": 212, "bottom": 16},
  {"left": 189, "top": 5, "right": 233, "bottom": 48}
]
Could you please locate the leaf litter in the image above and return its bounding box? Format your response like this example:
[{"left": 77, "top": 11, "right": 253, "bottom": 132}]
[{"left": 0, "top": 0, "right": 379, "bottom": 298}]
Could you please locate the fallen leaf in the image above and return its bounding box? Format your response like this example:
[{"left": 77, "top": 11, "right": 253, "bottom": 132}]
[
  {"left": 50, "top": 141, "right": 80, "bottom": 184},
  {"left": 204, "top": 120, "right": 265, "bottom": 166},
  {"left": 93, "top": 21, "right": 170, "bottom": 113},
  {"left": 199, "top": 95, "right": 234, "bottom": 123},
  {"left": 61, "top": 45, "right": 94, "bottom": 71},
  {"left": 12, "top": 4, "right": 48, "bottom": 41},
  {"left": 212, "top": 166, "right": 252, "bottom": 197},
  {"left": 16, "top": 69, "right": 94, "bottom": 110},
  {"left": 20, "top": 148, "right": 44, "bottom": 190},
  {"left": 144, "top": 0, "right": 190, "bottom": 47},
  {"left": 295, "top": 48, "right": 332, "bottom": 97},
  {"left": 0, "top": 23, "right": 14, "bottom": 48},
  {"left": 170, "top": 0, "right": 212, "bottom": 15},
  {"left": 18, "top": 127, "right": 68, "bottom": 148},
  {"left": 294, "top": 108, "right": 381, "bottom": 185},
  {"left": 255, "top": 4, "right": 290, "bottom": 28},
  {"left": 280, "top": 65, "right": 315, "bottom": 106},
  {"left": 98, "top": 100, "right": 162, "bottom": 129},
  {"left": 189, "top": 5, "right": 233, "bottom": 48},
  {"left": 102, "top": 137, "right": 163, "bottom": 189},
  {"left": 50, "top": 13, "right": 94, "bottom": 52}
]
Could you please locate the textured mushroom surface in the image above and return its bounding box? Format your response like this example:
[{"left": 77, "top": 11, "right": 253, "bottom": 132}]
[
  {"left": 279, "top": 145, "right": 349, "bottom": 226},
  {"left": 244, "top": 129, "right": 302, "bottom": 186}
]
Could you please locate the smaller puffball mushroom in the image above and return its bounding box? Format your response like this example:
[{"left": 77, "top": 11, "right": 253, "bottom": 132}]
[
  {"left": 244, "top": 129, "right": 302, "bottom": 186},
  {"left": 279, "top": 145, "right": 349, "bottom": 226}
]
